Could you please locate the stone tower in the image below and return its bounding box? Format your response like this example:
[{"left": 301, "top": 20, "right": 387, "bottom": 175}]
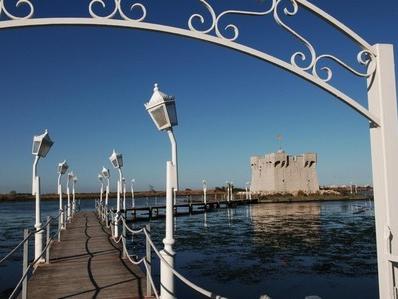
[{"left": 250, "top": 150, "right": 319, "bottom": 194}]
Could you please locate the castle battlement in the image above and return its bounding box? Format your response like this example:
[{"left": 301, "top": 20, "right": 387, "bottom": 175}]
[{"left": 250, "top": 150, "right": 319, "bottom": 194}]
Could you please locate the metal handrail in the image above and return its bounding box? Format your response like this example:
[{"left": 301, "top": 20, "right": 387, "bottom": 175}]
[
  {"left": 0, "top": 230, "right": 34, "bottom": 265},
  {"left": 8, "top": 229, "right": 56, "bottom": 299},
  {"left": 8, "top": 221, "right": 61, "bottom": 299},
  {"left": 3, "top": 209, "right": 71, "bottom": 299},
  {"left": 0, "top": 211, "right": 61, "bottom": 265},
  {"left": 99, "top": 203, "right": 228, "bottom": 299}
]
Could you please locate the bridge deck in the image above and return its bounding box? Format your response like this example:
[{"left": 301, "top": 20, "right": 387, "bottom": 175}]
[{"left": 26, "top": 211, "right": 147, "bottom": 299}]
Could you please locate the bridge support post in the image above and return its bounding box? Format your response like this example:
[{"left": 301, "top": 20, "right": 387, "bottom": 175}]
[{"left": 368, "top": 43, "right": 398, "bottom": 299}]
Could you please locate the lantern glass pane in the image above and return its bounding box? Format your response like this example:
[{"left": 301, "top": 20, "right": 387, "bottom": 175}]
[
  {"left": 39, "top": 143, "right": 50, "bottom": 157},
  {"left": 166, "top": 102, "right": 178, "bottom": 126},
  {"left": 111, "top": 159, "right": 118, "bottom": 168},
  {"left": 32, "top": 140, "right": 41, "bottom": 155},
  {"left": 117, "top": 155, "right": 123, "bottom": 168},
  {"left": 61, "top": 165, "right": 68, "bottom": 174},
  {"left": 151, "top": 105, "right": 169, "bottom": 129}
]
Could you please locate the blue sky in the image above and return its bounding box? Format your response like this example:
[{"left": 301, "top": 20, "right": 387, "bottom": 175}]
[{"left": 0, "top": 0, "right": 397, "bottom": 193}]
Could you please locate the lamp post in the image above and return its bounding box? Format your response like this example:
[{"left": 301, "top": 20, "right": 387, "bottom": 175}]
[
  {"left": 202, "top": 179, "right": 207, "bottom": 206},
  {"left": 98, "top": 174, "right": 104, "bottom": 204},
  {"left": 72, "top": 175, "right": 78, "bottom": 215},
  {"left": 57, "top": 160, "right": 69, "bottom": 230},
  {"left": 230, "top": 182, "right": 234, "bottom": 201},
  {"left": 67, "top": 172, "right": 74, "bottom": 221},
  {"left": 226, "top": 181, "right": 230, "bottom": 202},
  {"left": 245, "top": 182, "right": 250, "bottom": 200},
  {"left": 109, "top": 150, "right": 123, "bottom": 238},
  {"left": 145, "top": 83, "right": 178, "bottom": 299},
  {"left": 32, "top": 129, "right": 53, "bottom": 262},
  {"left": 122, "top": 177, "right": 126, "bottom": 210},
  {"left": 131, "top": 179, "right": 135, "bottom": 208},
  {"left": 101, "top": 167, "right": 110, "bottom": 207}
]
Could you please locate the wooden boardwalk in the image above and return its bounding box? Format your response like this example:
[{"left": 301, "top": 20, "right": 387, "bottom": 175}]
[{"left": 26, "top": 211, "right": 147, "bottom": 299}]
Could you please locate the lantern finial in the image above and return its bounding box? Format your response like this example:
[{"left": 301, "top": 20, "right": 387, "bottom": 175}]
[{"left": 154, "top": 83, "right": 159, "bottom": 92}]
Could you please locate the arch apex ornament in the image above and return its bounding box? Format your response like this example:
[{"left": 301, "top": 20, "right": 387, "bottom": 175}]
[{"left": 88, "top": 0, "right": 146, "bottom": 21}]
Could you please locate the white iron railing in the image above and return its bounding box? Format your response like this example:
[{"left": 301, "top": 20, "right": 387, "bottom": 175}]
[
  {"left": 0, "top": 205, "right": 75, "bottom": 299},
  {"left": 95, "top": 200, "right": 228, "bottom": 299}
]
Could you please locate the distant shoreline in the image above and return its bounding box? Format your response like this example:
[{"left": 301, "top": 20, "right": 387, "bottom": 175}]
[
  {"left": 0, "top": 190, "right": 219, "bottom": 202},
  {"left": 0, "top": 190, "right": 372, "bottom": 203},
  {"left": 257, "top": 193, "right": 372, "bottom": 203}
]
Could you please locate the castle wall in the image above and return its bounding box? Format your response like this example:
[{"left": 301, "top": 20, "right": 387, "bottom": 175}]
[{"left": 250, "top": 151, "right": 319, "bottom": 193}]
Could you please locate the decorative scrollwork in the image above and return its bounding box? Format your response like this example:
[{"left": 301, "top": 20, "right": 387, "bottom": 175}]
[
  {"left": 313, "top": 50, "right": 376, "bottom": 82},
  {"left": 0, "top": 0, "right": 34, "bottom": 20},
  {"left": 89, "top": 0, "right": 146, "bottom": 22},
  {"left": 189, "top": 0, "right": 376, "bottom": 82},
  {"left": 274, "top": 0, "right": 315, "bottom": 71},
  {"left": 189, "top": 0, "right": 275, "bottom": 41}
]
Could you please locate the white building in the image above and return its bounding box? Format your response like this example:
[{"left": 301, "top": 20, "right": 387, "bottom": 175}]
[{"left": 250, "top": 150, "right": 319, "bottom": 194}]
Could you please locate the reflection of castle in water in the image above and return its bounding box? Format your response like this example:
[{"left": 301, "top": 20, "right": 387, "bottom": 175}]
[{"left": 249, "top": 203, "right": 322, "bottom": 248}]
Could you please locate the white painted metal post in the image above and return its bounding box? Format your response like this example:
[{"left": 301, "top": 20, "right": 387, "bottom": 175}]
[
  {"left": 226, "top": 183, "right": 230, "bottom": 203},
  {"left": 131, "top": 179, "right": 135, "bottom": 208},
  {"left": 58, "top": 174, "right": 64, "bottom": 230},
  {"left": 33, "top": 156, "right": 44, "bottom": 263},
  {"left": 203, "top": 180, "right": 207, "bottom": 205},
  {"left": 67, "top": 182, "right": 71, "bottom": 221},
  {"left": 46, "top": 216, "right": 51, "bottom": 264},
  {"left": 100, "top": 183, "right": 103, "bottom": 204},
  {"left": 368, "top": 43, "right": 398, "bottom": 299},
  {"left": 146, "top": 224, "right": 152, "bottom": 298},
  {"left": 72, "top": 180, "right": 76, "bottom": 216},
  {"left": 22, "top": 228, "right": 28, "bottom": 299},
  {"left": 115, "top": 169, "right": 123, "bottom": 238},
  {"left": 160, "top": 161, "right": 176, "bottom": 299},
  {"left": 64, "top": 205, "right": 67, "bottom": 228},
  {"left": 160, "top": 129, "right": 177, "bottom": 299},
  {"left": 123, "top": 178, "right": 126, "bottom": 211},
  {"left": 105, "top": 178, "right": 109, "bottom": 207}
]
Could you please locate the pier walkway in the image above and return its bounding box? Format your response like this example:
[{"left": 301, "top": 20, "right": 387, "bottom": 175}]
[
  {"left": 26, "top": 211, "right": 147, "bottom": 299},
  {"left": 125, "top": 198, "right": 258, "bottom": 221}
]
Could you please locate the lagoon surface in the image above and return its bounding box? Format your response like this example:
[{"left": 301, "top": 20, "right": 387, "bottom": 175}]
[{"left": 0, "top": 199, "right": 377, "bottom": 299}]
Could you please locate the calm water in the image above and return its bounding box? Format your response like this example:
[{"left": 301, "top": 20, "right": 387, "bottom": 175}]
[{"left": 0, "top": 198, "right": 377, "bottom": 299}]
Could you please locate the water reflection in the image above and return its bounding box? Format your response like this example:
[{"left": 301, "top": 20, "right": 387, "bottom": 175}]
[
  {"left": 0, "top": 199, "right": 377, "bottom": 299},
  {"left": 165, "top": 200, "right": 377, "bottom": 299}
]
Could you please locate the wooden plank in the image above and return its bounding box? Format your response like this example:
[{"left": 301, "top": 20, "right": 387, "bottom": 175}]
[{"left": 26, "top": 211, "right": 148, "bottom": 299}]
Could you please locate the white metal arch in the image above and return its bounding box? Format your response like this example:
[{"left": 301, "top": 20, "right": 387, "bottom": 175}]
[
  {"left": 1, "top": 1, "right": 397, "bottom": 298},
  {"left": 0, "top": 0, "right": 379, "bottom": 124},
  {"left": 0, "top": 18, "right": 380, "bottom": 125}
]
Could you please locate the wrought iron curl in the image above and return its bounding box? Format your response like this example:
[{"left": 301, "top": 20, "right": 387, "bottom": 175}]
[
  {"left": 313, "top": 50, "right": 376, "bottom": 82},
  {"left": 89, "top": 0, "right": 146, "bottom": 22},
  {"left": 0, "top": 0, "right": 34, "bottom": 20},
  {"left": 188, "top": 0, "right": 216, "bottom": 34},
  {"left": 189, "top": 0, "right": 276, "bottom": 41},
  {"left": 274, "top": 0, "right": 316, "bottom": 71}
]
